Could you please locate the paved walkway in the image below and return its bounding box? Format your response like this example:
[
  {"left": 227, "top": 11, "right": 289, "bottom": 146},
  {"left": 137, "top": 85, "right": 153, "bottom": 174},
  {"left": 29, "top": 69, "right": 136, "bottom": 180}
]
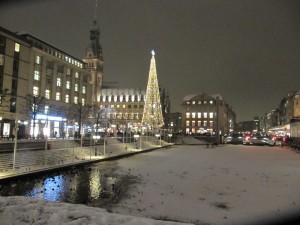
[{"left": 0, "top": 136, "right": 173, "bottom": 181}]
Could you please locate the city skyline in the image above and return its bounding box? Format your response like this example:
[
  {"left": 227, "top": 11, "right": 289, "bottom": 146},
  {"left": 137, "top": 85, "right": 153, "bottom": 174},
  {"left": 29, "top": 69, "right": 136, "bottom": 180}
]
[{"left": 1, "top": 0, "right": 300, "bottom": 122}]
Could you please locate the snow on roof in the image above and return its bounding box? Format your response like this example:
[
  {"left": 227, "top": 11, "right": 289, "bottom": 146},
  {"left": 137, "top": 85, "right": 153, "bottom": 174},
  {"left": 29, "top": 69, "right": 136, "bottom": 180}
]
[
  {"left": 183, "top": 93, "right": 224, "bottom": 101},
  {"left": 182, "top": 94, "right": 197, "bottom": 101}
]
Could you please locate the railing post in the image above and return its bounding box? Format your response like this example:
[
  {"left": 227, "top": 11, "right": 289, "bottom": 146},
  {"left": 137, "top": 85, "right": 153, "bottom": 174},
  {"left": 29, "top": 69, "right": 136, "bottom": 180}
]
[
  {"left": 72, "top": 147, "right": 75, "bottom": 162},
  {"left": 103, "top": 137, "right": 106, "bottom": 155}
]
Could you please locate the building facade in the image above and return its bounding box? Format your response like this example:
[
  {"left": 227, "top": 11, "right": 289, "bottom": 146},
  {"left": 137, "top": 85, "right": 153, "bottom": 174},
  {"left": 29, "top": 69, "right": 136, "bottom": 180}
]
[
  {"left": 167, "top": 112, "right": 182, "bottom": 134},
  {"left": 97, "top": 87, "right": 170, "bottom": 134},
  {"left": 262, "top": 90, "right": 300, "bottom": 136},
  {"left": 0, "top": 26, "right": 94, "bottom": 139},
  {"left": 98, "top": 88, "right": 146, "bottom": 133},
  {"left": 181, "top": 93, "right": 236, "bottom": 135},
  {"left": 0, "top": 26, "right": 31, "bottom": 139}
]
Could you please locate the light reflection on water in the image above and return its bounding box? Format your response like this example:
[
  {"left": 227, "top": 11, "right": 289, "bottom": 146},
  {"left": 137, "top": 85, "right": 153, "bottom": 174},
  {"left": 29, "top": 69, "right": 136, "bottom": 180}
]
[
  {"left": 0, "top": 162, "right": 117, "bottom": 205},
  {"left": 28, "top": 175, "right": 65, "bottom": 202}
]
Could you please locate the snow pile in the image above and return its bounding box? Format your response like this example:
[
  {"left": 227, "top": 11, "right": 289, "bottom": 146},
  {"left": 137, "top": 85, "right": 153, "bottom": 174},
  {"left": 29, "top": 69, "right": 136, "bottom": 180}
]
[{"left": 0, "top": 196, "right": 191, "bottom": 225}]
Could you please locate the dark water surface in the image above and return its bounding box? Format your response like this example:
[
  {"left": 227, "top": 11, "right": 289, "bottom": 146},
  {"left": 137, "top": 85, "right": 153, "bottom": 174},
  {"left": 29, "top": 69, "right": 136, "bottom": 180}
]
[{"left": 0, "top": 161, "right": 138, "bottom": 208}]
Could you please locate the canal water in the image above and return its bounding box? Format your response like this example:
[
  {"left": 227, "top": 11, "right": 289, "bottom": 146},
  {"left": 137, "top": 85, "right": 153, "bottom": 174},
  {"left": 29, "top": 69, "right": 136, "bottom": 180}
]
[{"left": 0, "top": 161, "right": 139, "bottom": 209}]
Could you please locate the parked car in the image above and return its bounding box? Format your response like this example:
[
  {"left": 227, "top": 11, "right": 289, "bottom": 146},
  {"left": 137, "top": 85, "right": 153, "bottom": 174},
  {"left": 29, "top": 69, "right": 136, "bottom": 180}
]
[
  {"left": 224, "top": 133, "right": 243, "bottom": 144},
  {"left": 250, "top": 134, "right": 275, "bottom": 146}
]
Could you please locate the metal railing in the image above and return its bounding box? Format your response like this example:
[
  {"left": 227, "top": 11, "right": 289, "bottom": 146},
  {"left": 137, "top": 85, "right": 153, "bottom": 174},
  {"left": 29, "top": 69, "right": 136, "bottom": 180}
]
[{"left": 0, "top": 136, "right": 171, "bottom": 178}]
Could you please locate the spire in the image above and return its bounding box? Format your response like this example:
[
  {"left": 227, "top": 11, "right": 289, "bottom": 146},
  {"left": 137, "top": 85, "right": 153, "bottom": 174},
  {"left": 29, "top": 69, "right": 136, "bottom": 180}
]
[
  {"left": 142, "top": 51, "right": 164, "bottom": 129},
  {"left": 85, "top": 0, "right": 103, "bottom": 60},
  {"left": 94, "top": 0, "right": 98, "bottom": 21}
]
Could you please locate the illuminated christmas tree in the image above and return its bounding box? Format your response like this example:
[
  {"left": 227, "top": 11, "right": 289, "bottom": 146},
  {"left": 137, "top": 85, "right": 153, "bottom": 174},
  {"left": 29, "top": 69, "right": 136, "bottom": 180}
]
[{"left": 142, "top": 50, "right": 164, "bottom": 129}]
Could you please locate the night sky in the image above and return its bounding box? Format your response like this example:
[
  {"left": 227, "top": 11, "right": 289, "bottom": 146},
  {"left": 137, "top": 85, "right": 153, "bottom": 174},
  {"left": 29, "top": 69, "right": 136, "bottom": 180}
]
[{"left": 1, "top": 0, "right": 300, "bottom": 122}]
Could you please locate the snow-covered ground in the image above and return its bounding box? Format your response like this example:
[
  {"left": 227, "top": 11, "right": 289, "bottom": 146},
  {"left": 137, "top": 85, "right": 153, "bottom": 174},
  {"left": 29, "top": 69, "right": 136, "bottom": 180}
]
[
  {"left": 1, "top": 144, "right": 300, "bottom": 225},
  {"left": 109, "top": 145, "right": 300, "bottom": 225}
]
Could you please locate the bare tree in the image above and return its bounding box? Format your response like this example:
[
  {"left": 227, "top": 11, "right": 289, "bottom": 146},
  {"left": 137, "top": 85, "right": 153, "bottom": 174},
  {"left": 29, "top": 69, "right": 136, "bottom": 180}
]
[
  {"left": 0, "top": 88, "right": 9, "bottom": 108},
  {"left": 27, "top": 94, "right": 45, "bottom": 139},
  {"left": 91, "top": 107, "right": 112, "bottom": 134},
  {"left": 72, "top": 103, "right": 92, "bottom": 138}
]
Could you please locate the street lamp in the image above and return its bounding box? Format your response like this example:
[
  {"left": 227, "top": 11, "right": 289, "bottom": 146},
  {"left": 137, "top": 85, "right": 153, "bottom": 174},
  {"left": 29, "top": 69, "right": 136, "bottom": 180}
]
[{"left": 168, "top": 133, "right": 173, "bottom": 143}]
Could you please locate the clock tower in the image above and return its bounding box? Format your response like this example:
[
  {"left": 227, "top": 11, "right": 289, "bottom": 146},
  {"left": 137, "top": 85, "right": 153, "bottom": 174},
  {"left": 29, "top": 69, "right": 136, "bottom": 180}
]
[{"left": 82, "top": 0, "right": 103, "bottom": 104}]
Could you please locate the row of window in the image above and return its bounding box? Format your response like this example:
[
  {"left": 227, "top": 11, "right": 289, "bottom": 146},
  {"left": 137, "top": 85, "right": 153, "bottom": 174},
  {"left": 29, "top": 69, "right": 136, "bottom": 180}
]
[
  {"left": 186, "top": 121, "right": 214, "bottom": 127},
  {"left": 33, "top": 86, "right": 85, "bottom": 105},
  {"left": 100, "top": 104, "right": 144, "bottom": 109},
  {"left": 186, "top": 100, "right": 214, "bottom": 105},
  {"left": 186, "top": 112, "right": 214, "bottom": 119},
  {"left": 100, "top": 95, "right": 144, "bottom": 103},
  {"left": 103, "top": 113, "right": 142, "bottom": 120},
  {"left": 31, "top": 40, "right": 83, "bottom": 68},
  {"left": 33, "top": 70, "right": 86, "bottom": 93}
]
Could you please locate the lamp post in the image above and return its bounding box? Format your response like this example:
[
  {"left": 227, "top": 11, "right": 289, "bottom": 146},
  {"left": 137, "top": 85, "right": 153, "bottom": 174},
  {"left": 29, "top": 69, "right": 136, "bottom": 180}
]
[
  {"left": 168, "top": 133, "right": 172, "bottom": 143},
  {"left": 155, "top": 133, "right": 161, "bottom": 146},
  {"left": 13, "top": 112, "right": 18, "bottom": 171},
  {"left": 134, "top": 134, "right": 140, "bottom": 150}
]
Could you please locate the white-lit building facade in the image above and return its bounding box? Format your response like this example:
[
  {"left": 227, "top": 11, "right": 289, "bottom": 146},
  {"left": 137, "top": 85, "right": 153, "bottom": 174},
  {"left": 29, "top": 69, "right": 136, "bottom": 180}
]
[
  {"left": 181, "top": 93, "right": 236, "bottom": 135},
  {"left": 0, "top": 26, "right": 93, "bottom": 139}
]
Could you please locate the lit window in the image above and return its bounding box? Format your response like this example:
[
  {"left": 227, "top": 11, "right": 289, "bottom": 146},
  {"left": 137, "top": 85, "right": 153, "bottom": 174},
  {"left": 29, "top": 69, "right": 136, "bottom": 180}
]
[
  {"left": 66, "top": 68, "right": 71, "bottom": 75},
  {"left": 209, "top": 112, "right": 214, "bottom": 118},
  {"left": 82, "top": 86, "right": 86, "bottom": 94},
  {"left": 123, "top": 105, "right": 126, "bottom": 108},
  {"left": 57, "top": 78, "right": 61, "bottom": 87},
  {"left": 45, "top": 90, "right": 50, "bottom": 99},
  {"left": 192, "top": 101, "right": 195, "bottom": 104},
  {"left": 198, "top": 112, "right": 201, "bottom": 118},
  {"left": 198, "top": 121, "right": 201, "bottom": 126},
  {"left": 33, "top": 86, "right": 39, "bottom": 96},
  {"left": 35, "top": 56, "right": 40, "bottom": 64},
  {"left": 14, "top": 43, "right": 20, "bottom": 52},
  {"left": 187, "top": 101, "right": 190, "bottom": 104},
  {"left": 118, "top": 113, "right": 122, "bottom": 119},
  {"left": 192, "top": 113, "right": 196, "bottom": 118},
  {"left": 117, "top": 105, "right": 120, "bottom": 108},
  {"left": 203, "top": 121, "right": 207, "bottom": 126},
  {"left": 0, "top": 54, "right": 4, "bottom": 66},
  {"left": 210, "top": 101, "right": 214, "bottom": 104},
  {"left": 186, "top": 113, "right": 190, "bottom": 118},
  {"left": 204, "top": 101, "right": 207, "bottom": 104},
  {"left": 209, "top": 121, "right": 214, "bottom": 127},
  {"left": 192, "top": 121, "right": 195, "bottom": 126},
  {"left": 65, "top": 94, "right": 69, "bottom": 103},
  {"left": 111, "top": 105, "right": 114, "bottom": 108},
  {"left": 74, "top": 96, "right": 78, "bottom": 104},
  {"left": 66, "top": 81, "right": 70, "bottom": 89},
  {"left": 82, "top": 98, "right": 85, "bottom": 106},
  {"left": 56, "top": 92, "right": 61, "bottom": 101},
  {"left": 34, "top": 70, "right": 40, "bottom": 80},
  {"left": 75, "top": 72, "right": 79, "bottom": 78},
  {"left": 198, "top": 101, "right": 201, "bottom": 104},
  {"left": 75, "top": 83, "right": 78, "bottom": 92},
  {"left": 204, "top": 112, "right": 208, "bottom": 118},
  {"left": 44, "top": 105, "right": 49, "bottom": 114},
  {"left": 186, "top": 121, "right": 190, "bottom": 126}
]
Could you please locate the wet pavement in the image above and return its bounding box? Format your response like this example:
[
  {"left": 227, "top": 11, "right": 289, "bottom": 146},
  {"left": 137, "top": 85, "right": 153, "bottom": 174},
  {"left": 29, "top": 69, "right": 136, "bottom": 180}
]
[{"left": 0, "top": 161, "right": 139, "bottom": 211}]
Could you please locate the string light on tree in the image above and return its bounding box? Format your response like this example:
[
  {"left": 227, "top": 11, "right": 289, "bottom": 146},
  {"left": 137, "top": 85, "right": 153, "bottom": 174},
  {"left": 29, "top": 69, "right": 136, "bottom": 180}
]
[{"left": 142, "top": 50, "right": 164, "bottom": 130}]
